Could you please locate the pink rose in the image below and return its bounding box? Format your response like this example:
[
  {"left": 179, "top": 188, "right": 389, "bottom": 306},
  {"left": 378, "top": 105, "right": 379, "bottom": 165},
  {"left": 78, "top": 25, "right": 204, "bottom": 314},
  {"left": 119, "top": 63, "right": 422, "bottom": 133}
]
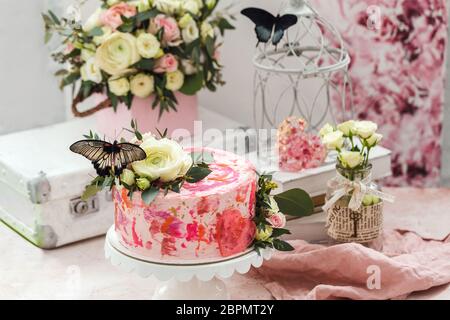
[
  {"left": 267, "top": 212, "right": 287, "bottom": 229},
  {"left": 154, "top": 54, "right": 178, "bottom": 73},
  {"left": 150, "top": 14, "right": 181, "bottom": 46},
  {"left": 100, "top": 3, "right": 137, "bottom": 30}
]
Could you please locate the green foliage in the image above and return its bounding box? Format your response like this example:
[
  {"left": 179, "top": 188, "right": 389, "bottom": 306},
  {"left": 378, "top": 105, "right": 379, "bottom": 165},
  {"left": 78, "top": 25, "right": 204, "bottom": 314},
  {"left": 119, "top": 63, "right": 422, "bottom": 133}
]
[{"left": 274, "top": 189, "right": 314, "bottom": 217}]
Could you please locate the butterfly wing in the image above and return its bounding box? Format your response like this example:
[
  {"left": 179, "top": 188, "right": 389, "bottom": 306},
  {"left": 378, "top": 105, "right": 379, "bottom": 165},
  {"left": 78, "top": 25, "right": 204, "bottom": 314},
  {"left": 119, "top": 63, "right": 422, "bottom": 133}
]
[
  {"left": 272, "top": 14, "right": 298, "bottom": 45},
  {"left": 241, "top": 7, "right": 276, "bottom": 44},
  {"left": 116, "top": 143, "right": 147, "bottom": 167},
  {"left": 70, "top": 140, "right": 111, "bottom": 162}
]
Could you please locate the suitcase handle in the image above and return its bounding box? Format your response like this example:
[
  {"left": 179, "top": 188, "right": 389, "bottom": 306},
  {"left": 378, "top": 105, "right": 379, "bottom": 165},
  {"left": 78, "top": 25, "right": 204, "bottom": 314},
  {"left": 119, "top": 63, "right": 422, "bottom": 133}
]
[{"left": 71, "top": 93, "right": 111, "bottom": 118}]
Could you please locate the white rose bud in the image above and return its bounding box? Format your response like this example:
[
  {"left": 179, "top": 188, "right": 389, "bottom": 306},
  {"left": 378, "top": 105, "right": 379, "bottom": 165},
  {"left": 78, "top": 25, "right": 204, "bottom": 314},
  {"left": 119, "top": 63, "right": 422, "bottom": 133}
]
[
  {"left": 181, "top": 59, "right": 197, "bottom": 75},
  {"left": 83, "top": 8, "right": 103, "bottom": 32},
  {"left": 354, "top": 121, "right": 378, "bottom": 139},
  {"left": 120, "top": 169, "right": 136, "bottom": 186},
  {"left": 136, "top": 177, "right": 151, "bottom": 190},
  {"left": 339, "top": 151, "right": 363, "bottom": 169},
  {"left": 182, "top": 0, "right": 200, "bottom": 15},
  {"left": 337, "top": 120, "right": 355, "bottom": 137},
  {"left": 201, "top": 22, "right": 214, "bottom": 40},
  {"left": 136, "top": 33, "right": 161, "bottom": 59},
  {"left": 178, "top": 13, "right": 193, "bottom": 29},
  {"left": 165, "top": 70, "right": 185, "bottom": 91},
  {"left": 108, "top": 77, "right": 130, "bottom": 96},
  {"left": 130, "top": 73, "right": 155, "bottom": 98},
  {"left": 366, "top": 133, "right": 383, "bottom": 147},
  {"left": 182, "top": 20, "right": 200, "bottom": 44},
  {"left": 322, "top": 131, "right": 344, "bottom": 150},
  {"left": 319, "top": 123, "right": 334, "bottom": 138},
  {"left": 206, "top": 0, "right": 216, "bottom": 10},
  {"left": 80, "top": 58, "right": 102, "bottom": 84}
]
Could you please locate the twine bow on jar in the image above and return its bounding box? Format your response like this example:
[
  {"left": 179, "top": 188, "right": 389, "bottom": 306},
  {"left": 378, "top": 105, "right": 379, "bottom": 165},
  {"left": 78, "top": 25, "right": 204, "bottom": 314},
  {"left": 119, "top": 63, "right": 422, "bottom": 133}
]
[{"left": 322, "top": 171, "right": 395, "bottom": 212}]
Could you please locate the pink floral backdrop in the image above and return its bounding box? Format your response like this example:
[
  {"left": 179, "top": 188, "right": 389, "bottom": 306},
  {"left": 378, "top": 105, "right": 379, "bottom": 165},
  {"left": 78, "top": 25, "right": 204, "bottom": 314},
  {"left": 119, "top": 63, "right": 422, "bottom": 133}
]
[{"left": 311, "top": 0, "right": 448, "bottom": 187}]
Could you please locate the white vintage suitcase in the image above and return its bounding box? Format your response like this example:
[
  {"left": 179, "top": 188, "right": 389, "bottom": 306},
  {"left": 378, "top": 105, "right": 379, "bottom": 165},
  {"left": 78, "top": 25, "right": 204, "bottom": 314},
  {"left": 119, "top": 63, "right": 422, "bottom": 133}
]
[{"left": 0, "top": 119, "right": 113, "bottom": 249}]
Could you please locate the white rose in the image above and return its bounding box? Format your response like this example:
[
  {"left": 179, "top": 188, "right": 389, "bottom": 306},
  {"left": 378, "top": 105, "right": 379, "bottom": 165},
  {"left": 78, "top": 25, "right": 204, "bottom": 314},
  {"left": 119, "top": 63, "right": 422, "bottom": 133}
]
[
  {"left": 153, "top": 0, "right": 181, "bottom": 14},
  {"left": 80, "top": 58, "right": 102, "bottom": 83},
  {"left": 130, "top": 73, "right": 154, "bottom": 98},
  {"left": 95, "top": 32, "right": 140, "bottom": 76},
  {"left": 182, "top": 0, "right": 200, "bottom": 15},
  {"left": 267, "top": 196, "right": 280, "bottom": 216},
  {"left": 366, "top": 133, "right": 383, "bottom": 147},
  {"left": 319, "top": 123, "right": 334, "bottom": 138},
  {"left": 165, "top": 70, "right": 185, "bottom": 91},
  {"left": 136, "top": 33, "right": 161, "bottom": 59},
  {"left": 181, "top": 20, "right": 199, "bottom": 44},
  {"left": 322, "top": 131, "right": 344, "bottom": 150},
  {"left": 83, "top": 8, "right": 103, "bottom": 32},
  {"left": 108, "top": 77, "right": 130, "bottom": 96},
  {"left": 181, "top": 59, "right": 197, "bottom": 75},
  {"left": 354, "top": 121, "right": 378, "bottom": 139},
  {"left": 131, "top": 0, "right": 151, "bottom": 12},
  {"left": 132, "top": 136, "right": 193, "bottom": 182},
  {"left": 201, "top": 22, "right": 214, "bottom": 40},
  {"left": 337, "top": 120, "right": 355, "bottom": 137},
  {"left": 93, "top": 27, "right": 113, "bottom": 45},
  {"left": 339, "top": 151, "right": 363, "bottom": 169}
]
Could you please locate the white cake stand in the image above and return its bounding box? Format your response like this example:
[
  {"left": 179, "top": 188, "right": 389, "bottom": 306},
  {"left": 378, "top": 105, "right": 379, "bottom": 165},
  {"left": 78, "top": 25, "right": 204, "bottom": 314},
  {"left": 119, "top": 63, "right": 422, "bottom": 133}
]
[{"left": 104, "top": 226, "right": 272, "bottom": 300}]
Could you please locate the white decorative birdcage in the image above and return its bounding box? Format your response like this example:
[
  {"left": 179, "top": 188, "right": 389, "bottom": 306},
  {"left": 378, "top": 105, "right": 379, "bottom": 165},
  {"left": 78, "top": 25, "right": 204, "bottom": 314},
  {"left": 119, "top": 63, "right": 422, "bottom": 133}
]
[{"left": 252, "top": 0, "right": 354, "bottom": 131}]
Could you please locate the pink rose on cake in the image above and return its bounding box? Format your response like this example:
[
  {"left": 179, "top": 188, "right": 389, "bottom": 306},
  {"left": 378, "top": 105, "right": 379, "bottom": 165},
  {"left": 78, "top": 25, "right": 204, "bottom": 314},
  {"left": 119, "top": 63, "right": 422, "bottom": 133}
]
[
  {"left": 154, "top": 54, "right": 179, "bottom": 73},
  {"left": 267, "top": 212, "right": 287, "bottom": 229},
  {"left": 100, "top": 3, "right": 137, "bottom": 30},
  {"left": 150, "top": 14, "right": 181, "bottom": 46}
]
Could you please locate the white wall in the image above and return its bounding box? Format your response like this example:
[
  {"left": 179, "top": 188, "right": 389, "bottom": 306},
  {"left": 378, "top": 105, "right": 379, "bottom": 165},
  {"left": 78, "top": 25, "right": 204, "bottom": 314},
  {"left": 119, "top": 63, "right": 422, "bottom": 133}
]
[{"left": 0, "top": 0, "right": 67, "bottom": 135}]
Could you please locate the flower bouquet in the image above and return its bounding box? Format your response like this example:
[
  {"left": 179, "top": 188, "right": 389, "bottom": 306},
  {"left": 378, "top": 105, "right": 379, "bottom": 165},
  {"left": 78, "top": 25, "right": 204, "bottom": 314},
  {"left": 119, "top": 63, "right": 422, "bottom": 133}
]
[
  {"left": 320, "top": 120, "right": 394, "bottom": 244},
  {"left": 42, "top": 0, "right": 234, "bottom": 123}
]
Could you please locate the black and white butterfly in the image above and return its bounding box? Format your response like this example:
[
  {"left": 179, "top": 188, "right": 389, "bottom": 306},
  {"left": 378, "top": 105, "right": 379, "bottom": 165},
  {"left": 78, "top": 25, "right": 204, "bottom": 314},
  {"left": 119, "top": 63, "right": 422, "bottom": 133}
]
[
  {"left": 70, "top": 140, "right": 146, "bottom": 177},
  {"left": 241, "top": 7, "right": 298, "bottom": 46}
]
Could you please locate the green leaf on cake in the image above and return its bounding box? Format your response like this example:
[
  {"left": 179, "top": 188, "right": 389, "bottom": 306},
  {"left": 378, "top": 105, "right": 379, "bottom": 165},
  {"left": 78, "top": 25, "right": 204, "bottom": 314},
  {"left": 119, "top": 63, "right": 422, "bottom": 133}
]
[
  {"left": 134, "top": 58, "right": 155, "bottom": 71},
  {"left": 142, "top": 186, "right": 160, "bottom": 205},
  {"left": 274, "top": 189, "right": 314, "bottom": 217},
  {"left": 179, "top": 72, "right": 203, "bottom": 96},
  {"left": 186, "top": 166, "right": 212, "bottom": 183},
  {"left": 272, "top": 239, "right": 295, "bottom": 251},
  {"left": 271, "top": 228, "right": 292, "bottom": 238}
]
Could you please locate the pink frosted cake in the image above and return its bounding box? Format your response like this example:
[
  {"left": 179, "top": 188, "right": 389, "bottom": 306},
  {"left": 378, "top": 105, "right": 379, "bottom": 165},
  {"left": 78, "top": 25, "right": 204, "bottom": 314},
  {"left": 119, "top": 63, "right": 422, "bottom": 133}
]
[{"left": 113, "top": 148, "right": 257, "bottom": 263}]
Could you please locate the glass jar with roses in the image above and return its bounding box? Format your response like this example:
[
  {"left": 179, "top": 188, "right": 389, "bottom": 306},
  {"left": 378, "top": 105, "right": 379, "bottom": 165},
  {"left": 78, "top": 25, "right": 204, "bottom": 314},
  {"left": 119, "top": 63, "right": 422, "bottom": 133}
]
[{"left": 319, "top": 120, "right": 394, "bottom": 245}]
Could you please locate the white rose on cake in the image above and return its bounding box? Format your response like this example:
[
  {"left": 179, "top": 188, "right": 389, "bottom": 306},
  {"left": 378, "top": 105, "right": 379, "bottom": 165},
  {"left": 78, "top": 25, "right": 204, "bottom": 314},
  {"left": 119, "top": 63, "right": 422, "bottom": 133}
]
[
  {"left": 136, "top": 33, "right": 161, "bottom": 59},
  {"left": 108, "top": 77, "right": 130, "bottom": 96},
  {"left": 96, "top": 32, "right": 140, "bottom": 76},
  {"left": 165, "top": 70, "right": 185, "bottom": 91},
  {"left": 182, "top": 0, "right": 201, "bottom": 15},
  {"left": 130, "top": 73, "right": 154, "bottom": 98},
  {"left": 132, "top": 136, "right": 193, "bottom": 182},
  {"left": 81, "top": 58, "right": 102, "bottom": 83}
]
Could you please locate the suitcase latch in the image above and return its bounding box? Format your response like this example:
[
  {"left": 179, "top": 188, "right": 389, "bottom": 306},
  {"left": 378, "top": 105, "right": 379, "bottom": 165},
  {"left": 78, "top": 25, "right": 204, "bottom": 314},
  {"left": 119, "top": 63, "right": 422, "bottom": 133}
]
[{"left": 70, "top": 196, "right": 99, "bottom": 216}]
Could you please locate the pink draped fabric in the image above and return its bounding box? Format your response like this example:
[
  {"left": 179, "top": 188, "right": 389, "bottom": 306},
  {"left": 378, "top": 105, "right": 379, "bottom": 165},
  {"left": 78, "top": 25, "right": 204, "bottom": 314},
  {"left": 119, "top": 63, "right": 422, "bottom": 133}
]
[{"left": 251, "top": 188, "right": 450, "bottom": 300}]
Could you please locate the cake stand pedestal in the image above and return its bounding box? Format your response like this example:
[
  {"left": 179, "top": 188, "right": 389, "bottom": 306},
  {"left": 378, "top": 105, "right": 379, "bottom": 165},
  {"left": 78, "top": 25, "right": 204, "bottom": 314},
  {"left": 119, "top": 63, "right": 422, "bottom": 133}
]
[{"left": 104, "top": 226, "right": 272, "bottom": 300}]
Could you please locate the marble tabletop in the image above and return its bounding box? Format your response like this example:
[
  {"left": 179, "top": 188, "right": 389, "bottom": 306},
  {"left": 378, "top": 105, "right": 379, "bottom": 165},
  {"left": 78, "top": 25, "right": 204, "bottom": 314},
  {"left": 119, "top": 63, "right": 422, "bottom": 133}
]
[{"left": 1, "top": 188, "right": 449, "bottom": 300}]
